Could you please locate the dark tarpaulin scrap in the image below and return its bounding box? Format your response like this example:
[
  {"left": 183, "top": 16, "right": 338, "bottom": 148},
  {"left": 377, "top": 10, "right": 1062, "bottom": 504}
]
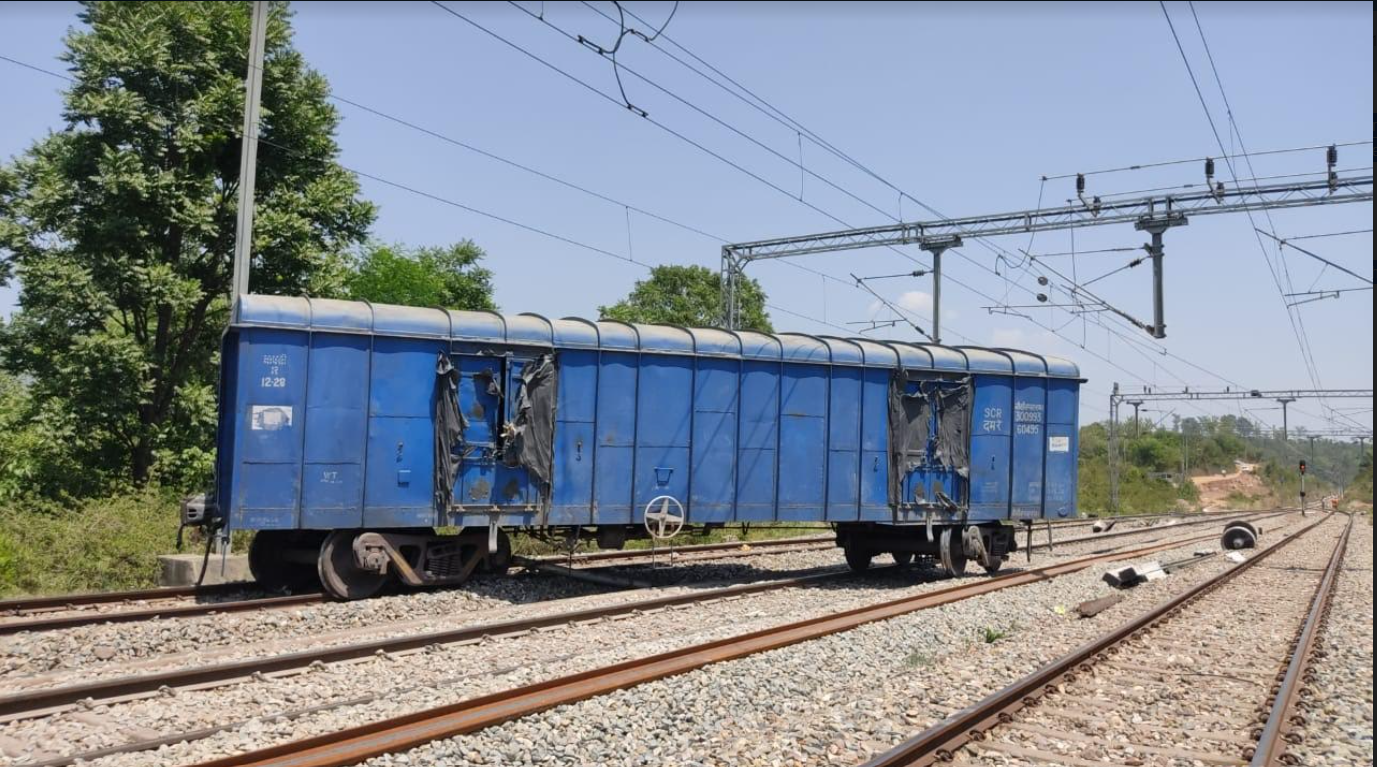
[
  {"left": 502, "top": 353, "right": 558, "bottom": 495},
  {"left": 433, "top": 354, "right": 468, "bottom": 510},
  {"left": 473, "top": 367, "right": 502, "bottom": 400},
  {"left": 934, "top": 379, "right": 972, "bottom": 473},
  {"left": 887, "top": 372, "right": 933, "bottom": 505}
]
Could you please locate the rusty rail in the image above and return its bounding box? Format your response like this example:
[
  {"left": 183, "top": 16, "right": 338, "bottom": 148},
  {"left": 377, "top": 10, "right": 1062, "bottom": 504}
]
[
  {"left": 177, "top": 523, "right": 1260, "bottom": 767},
  {"left": 0, "top": 581, "right": 250, "bottom": 616},
  {"left": 2, "top": 509, "right": 1285, "bottom": 639},
  {"left": 858, "top": 512, "right": 1344, "bottom": 767},
  {"left": 1249, "top": 513, "right": 1352, "bottom": 766},
  {"left": 0, "top": 591, "right": 324, "bottom": 637}
]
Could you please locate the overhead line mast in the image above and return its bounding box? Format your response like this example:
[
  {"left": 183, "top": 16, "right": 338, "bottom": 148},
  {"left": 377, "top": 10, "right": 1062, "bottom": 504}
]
[{"left": 721, "top": 166, "right": 1373, "bottom": 339}]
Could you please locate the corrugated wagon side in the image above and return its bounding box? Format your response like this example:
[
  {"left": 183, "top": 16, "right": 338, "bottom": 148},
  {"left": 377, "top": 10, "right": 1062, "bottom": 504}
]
[{"left": 189, "top": 295, "right": 1082, "bottom": 599}]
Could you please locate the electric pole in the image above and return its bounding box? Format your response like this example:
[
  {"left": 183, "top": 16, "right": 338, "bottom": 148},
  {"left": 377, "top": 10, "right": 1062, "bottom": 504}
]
[
  {"left": 231, "top": 0, "right": 269, "bottom": 304},
  {"left": 1127, "top": 400, "right": 1145, "bottom": 437},
  {"left": 1275, "top": 397, "right": 1296, "bottom": 441}
]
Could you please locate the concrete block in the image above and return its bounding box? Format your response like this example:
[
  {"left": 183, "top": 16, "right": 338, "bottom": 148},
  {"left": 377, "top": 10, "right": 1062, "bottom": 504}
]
[
  {"left": 1103, "top": 560, "right": 1166, "bottom": 589},
  {"left": 158, "top": 553, "right": 252, "bottom": 587}
]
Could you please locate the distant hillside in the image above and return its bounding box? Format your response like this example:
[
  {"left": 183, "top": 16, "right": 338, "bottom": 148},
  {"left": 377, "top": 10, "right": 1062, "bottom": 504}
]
[{"left": 1077, "top": 414, "right": 1357, "bottom": 515}]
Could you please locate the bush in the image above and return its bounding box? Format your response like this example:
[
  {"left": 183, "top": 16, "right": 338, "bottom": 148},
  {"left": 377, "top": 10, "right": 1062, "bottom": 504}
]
[{"left": 0, "top": 490, "right": 183, "bottom": 596}]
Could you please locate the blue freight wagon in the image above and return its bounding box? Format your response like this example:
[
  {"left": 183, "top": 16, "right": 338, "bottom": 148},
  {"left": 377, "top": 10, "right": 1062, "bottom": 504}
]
[{"left": 185, "top": 295, "right": 1083, "bottom": 599}]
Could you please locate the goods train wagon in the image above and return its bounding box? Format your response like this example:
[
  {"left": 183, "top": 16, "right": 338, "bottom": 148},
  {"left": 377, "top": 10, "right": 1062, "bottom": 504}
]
[{"left": 185, "top": 295, "right": 1083, "bottom": 599}]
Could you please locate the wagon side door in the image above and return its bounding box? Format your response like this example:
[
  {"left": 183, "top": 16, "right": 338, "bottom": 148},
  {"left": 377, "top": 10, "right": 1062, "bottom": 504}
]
[{"left": 453, "top": 353, "right": 504, "bottom": 508}]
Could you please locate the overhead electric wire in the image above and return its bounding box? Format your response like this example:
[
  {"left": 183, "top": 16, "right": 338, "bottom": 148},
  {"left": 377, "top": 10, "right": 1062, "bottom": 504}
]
[
  {"left": 558, "top": 3, "right": 1263, "bottom": 399},
  {"left": 598, "top": 0, "right": 1362, "bottom": 409},
  {"left": 502, "top": 5, "right": 1297, "bottom": 408},
  {"left": 1040, "top": 138, "right": 1373, "bottom": 180},
  {"left": 1255, "top": 230, "right": 1372, "bottom": 287},
  {"left": 327, "top": 94, "right": 726, "bottom": 244},
  {"left": 0, "top": 46, "right": 1346, "bottom": 435},
  {"left": 1282, "top": 228, "right": 1372, "bottom": 241},
  {"left": 1161, "top": 0, "right": 1339, "bottom": 430}
]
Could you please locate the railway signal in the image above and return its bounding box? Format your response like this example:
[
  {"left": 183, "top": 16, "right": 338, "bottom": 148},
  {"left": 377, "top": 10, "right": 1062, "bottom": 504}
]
[{"left": 1299, "top": 459, "right": 1307, "bottom": 515}]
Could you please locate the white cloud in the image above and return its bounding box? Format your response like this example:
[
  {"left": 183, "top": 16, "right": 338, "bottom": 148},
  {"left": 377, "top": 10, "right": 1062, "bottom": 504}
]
[{"left": 893, "top": 290, "right": 958, "bottom": 322}]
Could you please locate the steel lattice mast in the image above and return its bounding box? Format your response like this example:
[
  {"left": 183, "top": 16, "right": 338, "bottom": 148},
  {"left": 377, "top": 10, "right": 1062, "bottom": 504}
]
[{"left": 720, "top": 172, "right": 1373, "bottom": 339}]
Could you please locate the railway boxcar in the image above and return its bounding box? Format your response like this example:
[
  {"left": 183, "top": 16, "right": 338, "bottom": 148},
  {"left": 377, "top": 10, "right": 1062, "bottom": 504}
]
[{"left": 188, "top": 295, "right": 1082, "bottom": 598}]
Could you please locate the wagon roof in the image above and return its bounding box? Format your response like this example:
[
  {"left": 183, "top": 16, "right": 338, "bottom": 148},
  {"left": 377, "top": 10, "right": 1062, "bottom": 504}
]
[{"left": 233, "top": 294, "right": 1082, "bottom": 379}]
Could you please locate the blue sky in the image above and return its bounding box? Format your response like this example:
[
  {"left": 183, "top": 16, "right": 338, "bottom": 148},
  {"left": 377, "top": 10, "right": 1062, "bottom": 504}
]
[{"left": 1, "top": 1, "right": 1372, "bottom": 436}]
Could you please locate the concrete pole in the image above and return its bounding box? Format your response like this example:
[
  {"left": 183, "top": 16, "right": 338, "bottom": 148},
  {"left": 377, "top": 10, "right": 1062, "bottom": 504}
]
[{"left": 231, "top": 0, "right": 269, "bottom": 305}]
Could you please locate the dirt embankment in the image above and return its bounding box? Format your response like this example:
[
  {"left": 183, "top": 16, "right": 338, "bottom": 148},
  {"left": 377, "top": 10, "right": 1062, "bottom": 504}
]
[{"left": 1193, "top": 465, "right": 1271, "bottom": 509}]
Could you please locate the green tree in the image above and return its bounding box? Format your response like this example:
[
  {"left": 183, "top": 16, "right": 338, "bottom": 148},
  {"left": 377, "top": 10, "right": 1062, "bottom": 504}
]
[
  {"left": 599, "top": 264, "right": 773, "bottom": 332},
  {"left": 347, "top": 241, "right": 497, "bottom": 311},
  {"left": 0, "top": 2, "right": 374, "bottom": 489}
]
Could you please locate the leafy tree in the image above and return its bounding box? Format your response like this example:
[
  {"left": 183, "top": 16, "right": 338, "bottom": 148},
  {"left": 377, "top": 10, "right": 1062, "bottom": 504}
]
[
  {"left": 0, "top": 2, "right": 374, "bottom": 488},
  {"left": 599, "top": 264, "right": 773, "bottom": 332},
  {"left": 347, "top": 241, "right": 497, "bottom": 311}
]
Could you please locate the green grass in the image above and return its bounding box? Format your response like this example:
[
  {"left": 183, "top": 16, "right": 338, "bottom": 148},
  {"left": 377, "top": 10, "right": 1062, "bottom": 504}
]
[
  {"left": 0, "top": 490, "right": 187, "bottom": 597},
  {"left": 978, "top": 626, "right": 1012, "bottom": 644}
]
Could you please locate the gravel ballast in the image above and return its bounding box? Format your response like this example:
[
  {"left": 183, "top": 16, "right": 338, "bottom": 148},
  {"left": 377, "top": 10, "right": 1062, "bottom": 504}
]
[{"left": 0, "top": 512, "right": 1306, "bottom": 767}]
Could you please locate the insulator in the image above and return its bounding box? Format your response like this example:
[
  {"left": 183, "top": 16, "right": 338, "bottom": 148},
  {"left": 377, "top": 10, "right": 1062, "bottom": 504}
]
[
  {"left": 1205, "top": 157, "right": 1215, "bottom": 178},
  {"left": 1036, "top": 293, "right": 1048, "bottom": 303},
  {"left": 1037, "top": 275, "right": 1049, "bottom": 286},
  {"left": 1326, "top": 144, "right": 1338, "bottom": 167},
  {"left": 1076, "top": 173, "right": 1085, "bottom": 194}
]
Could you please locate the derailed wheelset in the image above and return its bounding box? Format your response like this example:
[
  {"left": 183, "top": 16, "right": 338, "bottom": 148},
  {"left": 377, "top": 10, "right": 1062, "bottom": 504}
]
[
  {"left": 250, "top": 528, "right": 512, "bottom": 600},
  {"left": 837, "top": 522, "right": 1016, "bottom": 577}
]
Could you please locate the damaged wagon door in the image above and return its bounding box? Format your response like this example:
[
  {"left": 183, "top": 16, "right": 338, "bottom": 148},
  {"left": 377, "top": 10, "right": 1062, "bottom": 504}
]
[{"left": 453, "top": 354, "right": 504, "bottom": 508}]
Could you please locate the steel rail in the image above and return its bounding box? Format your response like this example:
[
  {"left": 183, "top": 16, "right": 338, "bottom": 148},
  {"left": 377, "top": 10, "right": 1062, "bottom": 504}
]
[
  {"left": 0, "top": 582, "right": 248, "bottom": 615},
  {"left": 1248, "top": 514, "right": 1352, "bottom": 765},
  {"left": 858, "top": 512, "right": 1344, "bottom": 767},
  {"left": 0, "top": 509, "right": 1264, "bottom": 636},
  {"left": 0, "top": 592, "right": 325, "bottom": 637},
  {"left": 174, "top": 521, "right": 1282, "bottom": 767},
  {"left": 0, "top": 509, "right": 1288, "bottom": 724},
  {"left": 0, "top": 508, "right": 1239, "bottom": 613}
]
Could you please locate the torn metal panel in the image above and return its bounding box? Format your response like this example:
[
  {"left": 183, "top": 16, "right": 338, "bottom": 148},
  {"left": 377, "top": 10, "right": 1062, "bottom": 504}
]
[
  {"left": 934, "top": 380, "right": 972, "bottom": 473},
  {"left": 502, "top": 353, "right": 559, "bottom": 496},
  {"left": 887, "top": 373, "right": 933, "bottom": 505},
  {"left": 434, "top": 353, "right": 468, "bottom": 510}
]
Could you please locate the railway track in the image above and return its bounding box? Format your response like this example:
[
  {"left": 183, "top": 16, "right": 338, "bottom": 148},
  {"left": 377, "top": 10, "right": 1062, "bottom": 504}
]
[
  {"left": 29, "top": 513, "right": 1289, "bottom": 767},
  {"left": 860, "top": 511, "right": 1349, "bottom": 767},
  {"left": 0, "top": 534, "right": 832, "bottom": 637},
  {"left": 0, "top": 509, "right": 1274, "bottom": 637}
]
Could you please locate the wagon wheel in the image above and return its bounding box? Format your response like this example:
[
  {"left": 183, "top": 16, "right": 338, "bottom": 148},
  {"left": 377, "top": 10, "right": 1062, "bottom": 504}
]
[
  {"left": 844, "top": 544, "right": 874, "bottom": 572},
  {"left": 939, "top": 527, "right": 968, "bottom": 578},
  {"left": 318, "top": 530, "right": 389, "bottom": 601},
  {"left": 643, "top": 495, "right": 686, "bottom": 540},
  {"left": 964, "top": 527, "right": 1003, "bottom": 574},
  {"left": 891, "top": 550, "right": 915, "bottom": 567}
]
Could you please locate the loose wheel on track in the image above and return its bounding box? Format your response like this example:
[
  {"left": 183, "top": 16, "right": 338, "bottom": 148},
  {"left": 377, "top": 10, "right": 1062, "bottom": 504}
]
[
  {"left": 891, "top": 550, "right": 914, "bottom": 567},
  {"left": 319, "top": 530, "right": 389, "bottom": 600},
  {"left": 939, "top": 527, "right": 967, "bottom": 577},
  {"left": 844, "top": 543, "right": 874, "bottom": 572}
]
